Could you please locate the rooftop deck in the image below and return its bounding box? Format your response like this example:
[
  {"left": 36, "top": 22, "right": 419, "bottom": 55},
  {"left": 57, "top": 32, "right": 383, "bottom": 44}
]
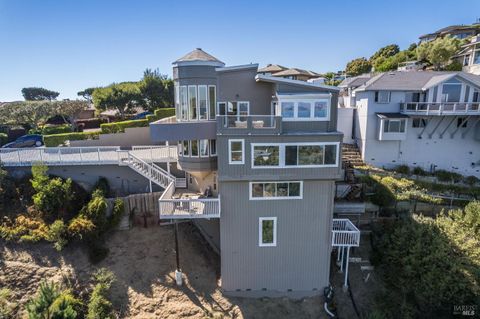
[{"left": 216, "top": 115, "right": 282, "bottom": 135}]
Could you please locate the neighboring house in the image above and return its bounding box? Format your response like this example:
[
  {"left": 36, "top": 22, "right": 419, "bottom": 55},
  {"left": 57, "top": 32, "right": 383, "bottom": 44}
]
[
  {"left": 150, "top": 48, "right": 359, "bottom": 297},
  {"left": 454, "top": 35, "right": 480, "bottom": 75},
  {"left": 258, "top": 64, "right": 322, "bottom": 81},
  {"left": 419, "top": 22, "right": 480, "bottom": 43},
  {"left": 339, "top": 71, "right": 480, "bottom": 177}
]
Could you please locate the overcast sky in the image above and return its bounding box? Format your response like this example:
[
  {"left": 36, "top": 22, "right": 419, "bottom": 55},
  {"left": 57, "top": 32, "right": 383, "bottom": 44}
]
[{"left": 0, "top": 0, "right": 479, "bottom": 101}]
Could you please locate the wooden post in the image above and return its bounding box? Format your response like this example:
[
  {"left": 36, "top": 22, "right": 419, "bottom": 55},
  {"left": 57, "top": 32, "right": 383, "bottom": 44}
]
[
  {"left": 174, "top": 220, "right": 183, "bottom": 286},
  {"left": 344, "top": 247, "right": 350, "bottom": 288}
]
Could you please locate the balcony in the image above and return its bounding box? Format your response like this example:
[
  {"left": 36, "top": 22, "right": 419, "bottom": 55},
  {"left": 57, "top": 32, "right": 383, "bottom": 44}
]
[
  {"left": 216, "top": 115, "right": 282, "bottom": 135},
  {"left": 400, "top": 102, "right": 480, "bottom": 116},
  {"left": 150, "top": 116, "right": 217, "bottom": 142},
  {"left": 159, "top": 184, "right": 220, "bottom": 219},
  {"left": 332, "top": 219, "right": 360, "bottom": 247}
]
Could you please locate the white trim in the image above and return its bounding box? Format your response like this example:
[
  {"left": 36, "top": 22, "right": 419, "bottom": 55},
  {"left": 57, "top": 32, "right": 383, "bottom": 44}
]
[
  {"left": 259, "top": 217, "right": 277, "bottom": 247},
  {"left": 251, "top": 142, "right": 340, "bottom": 169},
  {"left": 215, "top": 64, "right": 259, "bottom": 72},
  {"left": 249, "top": 181, "right": 303, "bottom": 200},
  {"left": 278, "top": 98, "right": 331, "bottom": 122},
  {"left": 188, "top": 85, "right": 198, "bottom": 121},
  {"left": 228, "top": 139, "right": 244, "bottom": 164},
  {"left": 255, "top": 74, "right": 340, "bottom": 91}
]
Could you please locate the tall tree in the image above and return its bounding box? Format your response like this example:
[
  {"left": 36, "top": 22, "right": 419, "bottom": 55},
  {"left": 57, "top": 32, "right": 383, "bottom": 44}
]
[
  {"left": 77, "top": 88, "right": 97, "bottom": 103},
  {"left": 138, "top": 68, "right": 168, "bottom": 111},
  {"left": 22, "top": 87, "right": 60, "bottom": 101},
  {"left": 345, "top": 57, "right": 372, "bottom": 76},
  {"left": 0, "top": 101, "right": 56, "bottom": 129},
  {"left": 370, "top": 44, "right": 400, "bottom": 62},
  {"left": 92, "top": 82, "right": 142, "bottom": 119},
  {"left": 54, "top": 100, "right": 89, "bottom": 129},
  {"left": 416, "top": 36, "right": 462, "bottom": 70}
]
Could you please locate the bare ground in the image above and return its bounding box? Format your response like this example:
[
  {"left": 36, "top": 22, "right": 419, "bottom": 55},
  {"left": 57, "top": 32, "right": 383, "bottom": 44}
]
[{"left": 0, "top": 223, "right": 327, "bottom": 319}]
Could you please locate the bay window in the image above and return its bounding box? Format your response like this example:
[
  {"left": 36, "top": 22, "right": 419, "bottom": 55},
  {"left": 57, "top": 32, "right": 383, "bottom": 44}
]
[
  {"left": 383, "top": 119, "right": 406, "bottom": 133},
  {"left": 188, "top": 86, "right": 197, "bottom": 120},
  {"left": 198, "top": 86, "right": 208, "bottom": 120},
  {"left": 209, "top": 86, "right": 216, "bottom": 120},
  {"left": 199, "top": 139, "right": 209, "bottom": 157}
]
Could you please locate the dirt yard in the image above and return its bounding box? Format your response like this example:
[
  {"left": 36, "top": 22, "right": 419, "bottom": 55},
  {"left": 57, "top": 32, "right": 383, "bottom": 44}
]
[{"left": 0, "top": 223, "right": 328, "bottom": 319}]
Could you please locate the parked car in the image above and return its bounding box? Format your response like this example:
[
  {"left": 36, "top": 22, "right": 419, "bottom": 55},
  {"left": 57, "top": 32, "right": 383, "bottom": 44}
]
[
  {"left": 132, "top": 111, "right": 153, "bottom": 120},
  {"left": 1, "top": 134, "right": 43, "bottom": 148}
]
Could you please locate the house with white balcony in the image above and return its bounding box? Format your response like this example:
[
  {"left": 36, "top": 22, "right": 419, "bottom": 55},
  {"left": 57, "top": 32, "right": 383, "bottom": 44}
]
[
  {"left": 1, "top": 49, "right": 360, "bottom": 298},
  {"left": 339, "top": 71, "right": 480, "bottom": 177},
  {"left": 454, "top": 35, "right": 480, "bottom": 75}
]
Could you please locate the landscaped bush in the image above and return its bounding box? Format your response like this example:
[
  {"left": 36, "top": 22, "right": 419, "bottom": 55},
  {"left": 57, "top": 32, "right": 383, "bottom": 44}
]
[
  {"left": 41, "top": 124, "right": 73, "bottom": 135},
  {"left": 146, "top": 107, "right": 175, "bottom": 122},
  {"left": 100, "top": 119, "right": 148, "bottom": 134},
  {"left": 76, "top": 118, "right": 107, "bottom": 129},
  {"left": 434, "top": 169, "right": 463, "bottom": 183},
  {"left": 395, "top": 164, "right": 410, "bottom": 175},
  {"left": 43, "top": 131, "right": 100, "bottom": 147},
  {"left": 68, "top": 215, "right": 95, "bottom": 239},
  {"left": 0, "top": 133, "right": 7, "bottom": 146},
  {"left": 109, "top": 198, "right": 124, "bottom": 229},
  {"left": 0, "top": 215, "right": 49, "bottom": 242},
  {"left": 412, "top": 166, "right": 428, "bottom": 176}
]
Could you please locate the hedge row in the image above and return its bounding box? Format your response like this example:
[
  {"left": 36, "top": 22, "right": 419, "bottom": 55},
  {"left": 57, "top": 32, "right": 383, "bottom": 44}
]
[
  {"left": 43, "top": 132, "right": 100, "bottom": 147},
  {"left": 100, "top": 119, "right": 148, "bottom": 134},
  {"left": 100, "top": 108, "right": 175, "bottom": 134},
  {"left": 145, "top": 108, "right": 175, "bottom": 122}
]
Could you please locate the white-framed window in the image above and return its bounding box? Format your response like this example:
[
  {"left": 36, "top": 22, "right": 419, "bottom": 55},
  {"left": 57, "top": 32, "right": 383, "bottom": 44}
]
[
  {"left": 383, "top": 119, "right": 406, "bottom": 133},
  {"left": 182, "top": 140, "right": 189, "bottom": 156},
  {"left": 188, "top": 85, "right": 197, "bottom": 120},
  {"left": 374, "top": 91, "right": 391, "bottom": 104},
  {"left": 198, "top": 85, "right": 208, "bottom": 120},
  {"left": 250, "top": 181, "right": 303, "bottom": 200},
  {"left": 179, "top": 86, "right": 188, "bottom": 120},
  {"left": 199, "top": 139, "right": 209, "bottom": 157},
  {"left": 210, "top": 139, "right": 217, "bottom": 156},
  {"left": 229, "top": 139, "right": 244, "bottom": 164},
  {"left": 278, "top": 96, "right": 330, "bottom": 121},
  {"left": 251, "top": 142, "right": 339, "bottom": 168},
  {"left": 208, "top": 85, "right": 216, "bottom": 120},
  {"left": 190, "top": 140, "right": 199, "bottom": 157},
  {"left": 259, "top": 217, "right": 277, "bottom": 247}
]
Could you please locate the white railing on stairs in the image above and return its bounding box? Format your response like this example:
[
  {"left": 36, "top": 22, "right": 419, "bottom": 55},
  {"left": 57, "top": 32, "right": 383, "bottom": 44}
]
[
  {"left": 332, "top": 218, "right": 360, "bottom": 247},
  {"left": 123, "top": 152, "right": 174, "bottom": 189}
]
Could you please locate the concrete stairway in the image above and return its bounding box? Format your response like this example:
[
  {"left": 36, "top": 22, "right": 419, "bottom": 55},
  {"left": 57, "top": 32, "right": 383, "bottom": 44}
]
[{"left": 342, "top": 143, "right": 364, "bottom": 167}]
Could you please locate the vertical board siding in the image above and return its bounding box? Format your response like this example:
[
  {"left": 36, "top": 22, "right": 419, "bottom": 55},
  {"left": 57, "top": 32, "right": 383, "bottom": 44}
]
[{"left": 220, "top": 180, "right": 334, "bottom": 292}]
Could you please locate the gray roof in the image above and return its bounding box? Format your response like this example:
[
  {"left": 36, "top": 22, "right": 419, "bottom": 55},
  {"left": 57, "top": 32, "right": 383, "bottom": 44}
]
[
  {"left": 174, "top": 48, "right": 224, "bottom": 64},
  {"left": 258, "top": 64, "right": 287, "bottom": 73},
  {"left": 272, "top": 68, "right": 319, "bottom": 78},
  {"left": 338, "top": 75, "right": 372, "bottom": 88},
  {"left": 255, "top": 74, "right": 340, "bottom": 92},
  {"left": 354, "top": 71, "right": 480, "bottom": 91}
]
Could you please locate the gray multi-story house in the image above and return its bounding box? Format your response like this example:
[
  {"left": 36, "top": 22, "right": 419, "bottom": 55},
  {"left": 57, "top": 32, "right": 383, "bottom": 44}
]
[
  {"left": 150, "top": 48, "right": 359, "bottom": 297},
  {"left": 0, "top": 48, "right": 360, "bottom": 298}
]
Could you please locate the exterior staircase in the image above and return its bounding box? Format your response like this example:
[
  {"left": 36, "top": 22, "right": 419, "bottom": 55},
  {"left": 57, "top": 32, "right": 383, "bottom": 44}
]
[{"left": 342, "top": 143, "right": 364, "bottom": 167}]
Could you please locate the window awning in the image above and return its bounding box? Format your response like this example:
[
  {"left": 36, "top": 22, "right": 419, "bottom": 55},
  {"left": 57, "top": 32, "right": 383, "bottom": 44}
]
[{"left": 376, "top": 112, "right": 409, "bottom": 119}]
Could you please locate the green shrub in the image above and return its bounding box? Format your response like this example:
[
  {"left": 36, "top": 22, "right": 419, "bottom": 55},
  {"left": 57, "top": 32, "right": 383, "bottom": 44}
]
[
  {"left": 82, "top": 189, "right": 108, "bottom": 232},
  {"left": 31, "top": 164, "right": 73, "bottom": 221},
  {"left": 47, "top": 220, "right": 68, "bottom": 251},
  {"left": 67, "top": 215, "right": 95, "bottom": 239},
  {"left": 434, "top": 169, "right": 462, "bottom": 183},
  {"left": 0, "top": 288, "right": 16, "bottom": 318},
  {"left": 26, "top": 281, "right": 81, "bottom": 319},
  {"left": 93, "top": 177, "right": 110, "bottom": 197},
  {"left": 100, "top": 119, "right": 148, "bottom": 134},
  {"left": 395, "top": 164, "right": 410, "bottom": 175},
  {"left": 412, "top": 166, "right": 428, "bottom": 176},
  {"left": 43, "top": 131, "right": 100, "bottom": 147},
  {"left": 87, "top": 269, "right": 116, "bottom": 319},
  {"left": 42, "top": 124, "right": 73, "bottom": 135},
  {"left": 0, "top": 215, "right": 49, "bottom": 242},
  {"left": 146, "top": 108, "right": 175, "bottom": 122},
  {"left": 0, "top": 133, "right": 7, "bottom": 146},
  {"left": 109, "top": 198, "right": 124, "bottom": 229}
]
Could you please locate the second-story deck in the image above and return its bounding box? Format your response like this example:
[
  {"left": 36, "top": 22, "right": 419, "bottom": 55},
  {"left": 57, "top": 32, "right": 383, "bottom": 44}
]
[
  {"left": 216, "top": 115, "right": 282, "bottom": 135},
  {"left": 400, "top": 102, "right": 480, "bottom": 116}
]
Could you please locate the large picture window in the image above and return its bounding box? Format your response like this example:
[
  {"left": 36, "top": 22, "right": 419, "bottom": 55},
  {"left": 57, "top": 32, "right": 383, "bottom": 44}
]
[
  {"left": 253, "top": 143, "right": 339, "bottom": 168},
  {"left": 259, "top": 217, "right": 277, "bottom": 247},
  {"left": 250, "top": 181, "right": 302, "bottom": 200},
  {"left": 383, "top": 119, "right": 406, "bottom": 133},
  {"left": 253, "top": 145, "right": 280, "bottom": 167},
  {"left": 279, "top": 97, "right": 330, "bottom": 121}
]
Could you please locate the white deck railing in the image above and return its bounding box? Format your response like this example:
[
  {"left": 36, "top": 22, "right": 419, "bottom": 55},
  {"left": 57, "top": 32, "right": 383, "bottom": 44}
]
[
  {"left": 159, "top": 195, "right": 221, "bottom": 219},
  {"left": 400, "top": 102, "right": 480, "bottom": 115},
  {"left": 0, "top": 145, "right": 177, "bottom": 167},
  {"left": 332, "top": 218, "right": 360, "bottom": 247}
]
